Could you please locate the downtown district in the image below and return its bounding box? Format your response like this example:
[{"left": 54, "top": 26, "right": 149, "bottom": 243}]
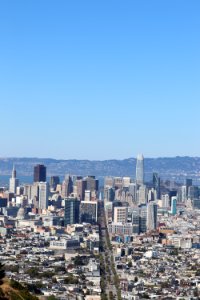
[{"left": 0, "top": 155, "right": 200, "bottom": 300}]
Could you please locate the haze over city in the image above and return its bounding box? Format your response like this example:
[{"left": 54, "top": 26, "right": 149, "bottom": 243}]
[{"left": 0, "top": 1, "right": 200, "bottom": 159}]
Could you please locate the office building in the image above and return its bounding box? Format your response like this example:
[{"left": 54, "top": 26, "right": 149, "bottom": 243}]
[
  {"left": 34, "top": 164, "right": 46, "bottom": 182},
  {"left": 140, "top": 206, "right": 147, "bottom": 233},
  {"left": 104, "top": 177, "right": 114, "bottom": 188},
  {"left": 50, "top": 176, "right": 60, "bottom": 190},
  {"left": 186, "top": 179, "right": 193, "bottom": 197},
  {"left": 114, "top": 177, "right": 123, "bottom": 189},
  {"left": 62, "top": 175, "right": 73, "bottom": 198},
  {"left": 171, "top": 196, "right": 177, "bottom": 215},
  {"left": 153, "top": 172, "right": 161, "bottom": 199},
  {"left": 38, "top": 182, "right": 49, "bottom": 210},
  {"left": 85, "top": 190, "right": 91, "bottom": 201},
  {"left": 104, "top": 187, "right": 115, "bottom": 202},
  {"left": 80, "top": 201, "right": 98, "bottom": 224},
  {"left": 9, "top": 166, "right": 19, "bottom": 194},
  {"left": 113, "top": 206, "right": 128, "bottom": 223},
  {"left": 162, "top": 194, "right": 170, "bottom": 208},
  {"left": 132, "top": 208, "right": 140, "bottom": 234},
  {"left": 85, "top": 176, "right": 99, "bottom": 192},
  {"left": 188, "top": 186, "right": 199, "bottom": 200},
  {"left": 136, "top": 154, "right": 144, "bottom": 185},
  {"left": 64, "top": 197, "right": 80, "bottom": 226},
  {"left": 123, "top": 177, "right": 131, "bottom": 188},
  {"left": 138, "top": 184, "right": 147, "bottom": 205},
  {"left": 147, "top": 202, "right": 157, "bottom": 231},
  {"left": 76, "top": 179, "right": 87, "bottom": 200}
]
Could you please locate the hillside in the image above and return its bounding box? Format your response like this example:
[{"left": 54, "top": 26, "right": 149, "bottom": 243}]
[{"left": 0, "top": 279, "right": 38, "bottom": 300}]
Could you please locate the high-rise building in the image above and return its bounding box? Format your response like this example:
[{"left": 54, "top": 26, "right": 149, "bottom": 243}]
[
  {"left": 123, "top": 177, "right": 131, "bottom": 188},
  {"left": 153, "top": 172, "right": 161, "bottom": 199},
  {"left": 137, "top": 184, "right": 147, "bottom": 205},
  {"left": 80, "top": 201, "right": 98, "bottom": 224},
  {"left": 85, "top": 176, "right": 99, "bottom": 192},
  {"left": 132, "top": 208, "right": 140, "bottom": 234},
  {"left": 136, "top": 154, "right": 144, "bottom": 185},
  {"left": 114, "top": 177, "right": 123, "bottom": 189},
  {"left": 113, "top": 206, "right": 128, "bottom": 223},
  {"left": 140, "top": 205, "right": 147, "bottom": 233},
  {"left": 61, "top": 175, "right": 73, "bottom": 198},
  {"left": 188, "top": 186, "right": 199, "bottom": 200},
  {"left": 147, "top": 202, "right": 157, "bottom": 231},
  {"left": 34, "top": 164, "right": 46, "bottom": 182},
  {"left": 50, "top": 176, "right": 60, "bottom": 190},
  {"left": 162, "top": 194, "right": 170, "bottom": 208},
  {"left": 181, "top": 186, "right": 187, "bottom": 203},
  {"left": 85, "top": 190, "right": 91, "bottom": 201},
  {"left": 38, "top": 182, "right": 49, "bottom": 210},
  {"left": 186, "top": 178, "right": 192, "bottom": 197},
  {"left": 9, "top": 166, "right": 19, "bottom": 194},
  {"left": 171, "top": 196, "right": 177, "bottom": 215},
  {"left": 104, "top": 177, "right": 114, "bottom": 188},
  {"left": 76, "top": 179, "right": 87, "bottom": 200},
  {"left": 64, "top": 197, "right": 80, "bottom": 226},
  {"left": 104, "top": 187, "right": 115, "bottom": 202}
]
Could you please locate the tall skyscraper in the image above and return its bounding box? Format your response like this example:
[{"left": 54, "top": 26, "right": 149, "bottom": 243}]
[
  {"left": 64, "top": 197, "right": 80, "bottom": 226},
  {"left": 171, "top": 196, "right": 177, "bottom": 215},
  {"left": 38, "top": 182, "right": 49, "bottom": 210},
  {"left": 153, "top": 172, "right": 161, "bottom": 199},
  {"left": 61, "top": 175, "right": 73, "bottom": 198},
  {"left": 137, "top": 184, "right": 147, "bottom": 205},
  {"left": 147, "top": 202, "right": 157, "bottom": 231},
  {"left": 136, "top": 154, "right": 144, "bottom": 185},
  {"left": 76, "top": 179, "right": 87, "bottom": 200},
  {"left": 9, "top": 166, "right": 19, "bottom": 194},
  {"left": 50, "top": 176, "right": 60, "bottom": 190},
  {"left": 34, "top": 164, "right": 46, "bottom": 182}
]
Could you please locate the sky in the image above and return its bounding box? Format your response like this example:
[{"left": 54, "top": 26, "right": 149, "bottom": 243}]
[{"left": 0, "top": 1, "right": 200, "bottom": 160}]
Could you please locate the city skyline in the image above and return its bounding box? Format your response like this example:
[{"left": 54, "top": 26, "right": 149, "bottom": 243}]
[{"left": 0, "top": 1, "right": 200, "bottom": 159}]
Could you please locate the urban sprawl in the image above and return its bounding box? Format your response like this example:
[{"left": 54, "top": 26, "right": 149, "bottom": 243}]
[{"left": 0, "top": 155, "right": 200, "bottom": 300}]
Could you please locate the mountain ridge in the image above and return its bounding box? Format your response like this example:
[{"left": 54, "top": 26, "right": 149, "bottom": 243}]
[{"left": 0, "top": 157, "right": 199, "bottom": 181}]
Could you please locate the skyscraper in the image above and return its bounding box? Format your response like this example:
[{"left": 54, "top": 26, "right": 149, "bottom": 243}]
[
  {"left": 171, "top": 196, "right": 177, "bottom": 215},
  {"left": 61, "top": 175, "right": 73, "bottom": 198},
  {"left": 147, "top": 202, "right": 157, "bottom": 231},
  {"left": 64, "top": 197, "right": 80, "bottom": 226},
  {"left": 153, "top": 172, "right": 161, "bottom": 199},
  {"left": 50, "top": 176, "right": 60, "bottom": 190},
  {"left": 34, "top": 164, "right": 46, "bottom": 182},
  {"left": 9, "top": 165, "right": 19, "bottom": 194},
  {"left": 80, "top": 201, "right": 98, "bottom": 224},
  {"left": 38, "top": 182, "right": 49, "bottom": 210},
  {"left": 136, "top": 154, "right": 144, "bottom": 185}
]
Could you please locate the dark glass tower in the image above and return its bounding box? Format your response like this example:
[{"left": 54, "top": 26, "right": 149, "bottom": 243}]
[
  {"left": 34, "top": 164, "right": 46, "bottom": 182},
  {"left": 153, "top": 172, "right": 161, "bottom": 199},
  {"left": 64, "top": 197, "right": 80, "bottom": 226}
]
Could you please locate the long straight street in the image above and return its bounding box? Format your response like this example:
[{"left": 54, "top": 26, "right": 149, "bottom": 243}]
[{"left": 98, "top": 201, "right": 120, "bottom": 300}]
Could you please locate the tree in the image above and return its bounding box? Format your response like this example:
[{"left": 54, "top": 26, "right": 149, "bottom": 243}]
[{"left": 0, "top": 263, "right": 5, "bottom": 285}]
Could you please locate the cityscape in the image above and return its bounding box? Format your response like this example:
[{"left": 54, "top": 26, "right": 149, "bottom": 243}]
[
  {"left": 1, "top": 1, "right": 200, "bottom": 299},
  {"left": 0, "top": 155, "right": 199, "bottom": 299}
]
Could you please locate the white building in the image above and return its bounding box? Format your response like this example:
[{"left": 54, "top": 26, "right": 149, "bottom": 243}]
[
  {"left": 39, "top": 182, "right": 49, "bottom": 210},
  {"left": 9, "top": 166, "right": 19, "bottom": 194}
]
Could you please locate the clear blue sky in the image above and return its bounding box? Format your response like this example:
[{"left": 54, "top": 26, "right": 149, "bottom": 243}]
[{"left": 0, "top": 1, "right": 200, "bottom": 160}]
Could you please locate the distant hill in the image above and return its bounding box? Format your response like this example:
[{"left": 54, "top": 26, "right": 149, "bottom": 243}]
[{"left": 0, "top": 156, "right": 200, "bottom": 182}]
